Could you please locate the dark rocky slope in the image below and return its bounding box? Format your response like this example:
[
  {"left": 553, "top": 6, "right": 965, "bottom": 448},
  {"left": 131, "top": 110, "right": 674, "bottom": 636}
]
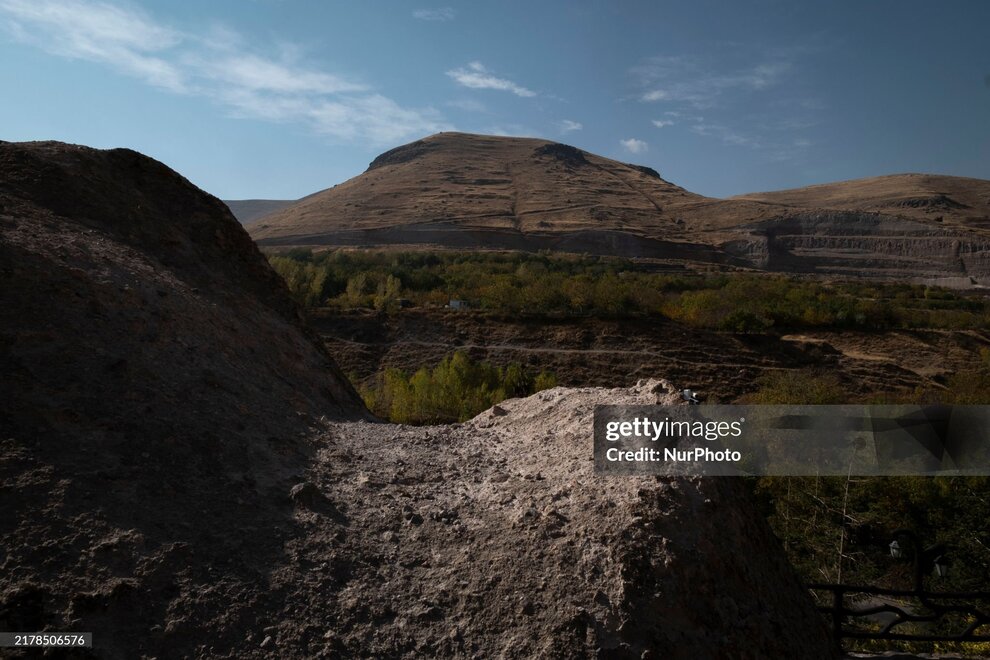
[{"left": 0, "top": 140, "right": 365, "bottom": 657}]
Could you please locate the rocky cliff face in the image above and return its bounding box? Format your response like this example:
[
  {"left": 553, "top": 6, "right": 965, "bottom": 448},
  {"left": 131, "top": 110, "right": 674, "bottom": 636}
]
[
  {"left": 0, "top": 141, "right": 837, "bottom": 658},
  {"left": 726, "top": 210, "right": 990, "bottom": 281}
]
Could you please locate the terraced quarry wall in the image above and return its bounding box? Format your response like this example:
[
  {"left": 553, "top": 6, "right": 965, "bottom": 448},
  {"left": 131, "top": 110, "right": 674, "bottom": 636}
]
[{"left": 727, "top": 211, "right": 990, "bottom": 282}]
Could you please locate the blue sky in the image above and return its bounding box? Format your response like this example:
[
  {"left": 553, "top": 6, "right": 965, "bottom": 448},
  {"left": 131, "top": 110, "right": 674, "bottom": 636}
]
[{"left": 1, "top": 0, "right": 988, "bottom": 199}]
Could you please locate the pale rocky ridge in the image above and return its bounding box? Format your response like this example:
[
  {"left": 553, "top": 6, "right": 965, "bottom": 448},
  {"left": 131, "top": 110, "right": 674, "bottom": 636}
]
[{"left": 293, "top": 380, "right": 838, "bottom": 658}]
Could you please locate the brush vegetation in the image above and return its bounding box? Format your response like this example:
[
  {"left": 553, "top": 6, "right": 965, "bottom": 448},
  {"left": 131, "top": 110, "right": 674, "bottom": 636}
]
[
  {"left": 748, "top": 369, "right": 990, "bottom": 655},
  {"left": 269, "top": 249, "right": 990, "bottom": 331},
  {"left": 356, "top": 351, "right": 556, "bottom": 425}
]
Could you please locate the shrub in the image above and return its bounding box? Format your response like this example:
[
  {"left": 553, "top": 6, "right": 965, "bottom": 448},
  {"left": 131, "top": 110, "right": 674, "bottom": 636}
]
[{"left": 357, "top": 352, "right": 558, "bottom": 424}]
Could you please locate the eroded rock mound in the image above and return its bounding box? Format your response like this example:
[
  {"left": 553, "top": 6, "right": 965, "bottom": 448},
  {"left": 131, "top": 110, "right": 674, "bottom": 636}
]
[
  {"left": 367, "top": 138, "right": 441, "bottom": 171},
  {"left": 0, "top": 140, "right": 366, "bottom": 438},
  {"left": 0, "top": 140, "right": 365, "bottom": 657},
  {"left": 534, "top": 142, "right": 589, "bottom": 167},
  {"left": 296, "top": 380, "right": 837, "bottom": 659}
]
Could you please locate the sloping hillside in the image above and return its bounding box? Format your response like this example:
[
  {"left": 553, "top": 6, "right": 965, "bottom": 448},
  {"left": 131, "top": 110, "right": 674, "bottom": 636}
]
[
  {"left": 225, "top": 198, "right": 295, "bottom": 225},
  {"left": 0, "top": 140, "right": 366, "bottom": 656},
  {"left": 733, "top": 173, "right": 990, "bottom": 227},
  {"left": 252, "top": 133, "right": 706, "bottom": 235},
  {"left": 249, "top": 132, "right": 990, "bottom": 284}
]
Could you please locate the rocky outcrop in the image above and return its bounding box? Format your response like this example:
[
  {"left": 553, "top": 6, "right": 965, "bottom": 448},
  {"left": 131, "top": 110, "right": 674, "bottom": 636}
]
[
  {"left": 296, "top": 380, "right": 837, "bottom": 658},
  {"left": 726, "top": 211, "right": 990, "bottom": 281},
  {"left": 534, "top": 142, "right": 590, "bottom": 167},
  {"left": 367, "top": 137, "right": 442, "bottom": 171}
]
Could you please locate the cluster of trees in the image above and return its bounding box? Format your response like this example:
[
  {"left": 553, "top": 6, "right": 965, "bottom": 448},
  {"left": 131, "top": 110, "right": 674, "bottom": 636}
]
[
  {"left": 746, "top": 369, "right": 990, "bottom": 654},
  {"left": 664, "top": 277, "right": 986, "bottom": 332},
  {"left": 357, "top": 351, "right": 557, "bottom": 424},
  {"left": 268, "top": 249, "right": 672, "bottom": 313},
  {"left": 268, "top": 248, "right": 990, "bottom": 331},
  {"left": 754, "top": 473, "right": 990, "bottom": 590}
]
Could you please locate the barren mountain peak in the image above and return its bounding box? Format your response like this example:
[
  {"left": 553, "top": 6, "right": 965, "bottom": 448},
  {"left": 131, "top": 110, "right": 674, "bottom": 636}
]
[{"left": 250, "top": 131, "right": 698, "bottom": 253}]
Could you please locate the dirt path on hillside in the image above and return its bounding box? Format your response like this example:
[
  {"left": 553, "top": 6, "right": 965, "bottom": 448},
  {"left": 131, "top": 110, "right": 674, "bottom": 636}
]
[
  {"left": 313, "top": 310, "right": 986, "bottom": 401},
  {"left": 330, "top": 336, "right": 800, "bottom": 372}
]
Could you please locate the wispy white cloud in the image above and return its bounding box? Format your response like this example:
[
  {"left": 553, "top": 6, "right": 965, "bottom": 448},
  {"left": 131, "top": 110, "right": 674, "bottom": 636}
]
[
  {"left": 765, "top": 117, "right": 820, "bottom": 131},
  {"left": 189, "top": 52, "right": 368, "bottom": 95},
  {"left": 0, "top": 0, "right": 450, "bottom": 144},
  {"left": 446, "top": 61, "right": 536, "bottom": 97},
  {"left": 304, "top": 95, "right": 448, "bottom": 144},
  {"left": 630, "top": 51, "right": 820, "bottom": 161},
  {"left": 633, "top": 55, "right": 792, "bottom": 108},
  {"left": 686, "top": 119, "right": 815, "bottom": 160},
  {"left": 413, "top": 7, "right": 455, "bottom": 21},
  {"left": 620, "top": 138, "right": 648, "bottom": 154},
  {"left": 483, "top": 123, "right": 538, "bottom": 138},
  {"left": 558, "top": 119, "right": 582, "bottom": 133},
  {"left": 689, "top": 122, "right": 760, "bottom": 147},
  {"left": 767, "top": 138, "right": 816, "bottom": 163},
  {"left": 0, "top": 0, "right": 185, "bottom": 90},
  {"left": 446, "top": 98, "right": 487, "bottom": 113}
]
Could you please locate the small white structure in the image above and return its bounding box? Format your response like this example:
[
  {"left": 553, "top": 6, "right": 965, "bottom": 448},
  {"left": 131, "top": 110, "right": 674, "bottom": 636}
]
[{"left": 447, "top": 299, "right": 469, "bottom": 310}]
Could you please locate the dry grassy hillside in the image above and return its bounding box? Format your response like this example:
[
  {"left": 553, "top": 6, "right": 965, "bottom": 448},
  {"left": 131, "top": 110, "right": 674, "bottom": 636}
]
[
  {"left": 251, "top": 132, "right": 707, "bottom": 238},
  {"left": 734, "top": 173, "right": 990, "bottom": 228},
  {"left": 225, "top": 198, "right": 296, "bottom": 225},
  {"left": 249, "top": 132, "right": 990, "bottom": 284}
]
